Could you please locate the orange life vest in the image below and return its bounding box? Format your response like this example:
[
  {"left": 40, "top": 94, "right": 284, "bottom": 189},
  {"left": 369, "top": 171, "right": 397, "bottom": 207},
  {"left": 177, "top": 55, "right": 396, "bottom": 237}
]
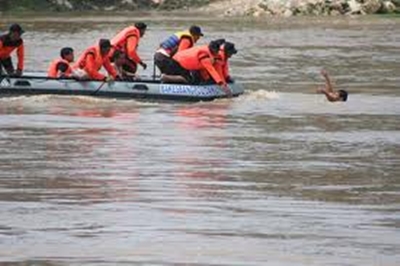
[
  {"left": 73, "top": 45, "right": 117, "bottom": 80},
  {"left": 199, "top": 47, "right": 227, "bottom": 82},
  {"left": 0, "top": 34, "right": 24, "bottom": 70},
  {"left": 214, "top": 47, "right": 229, "bottom": 81},
  {"left": 173, "top": 45, "right": 225, "bottom": 85},
  {"left": 47, "top": 58, "right": 72, "bottom": 78},
  {"left": 173, "top": 45, "right": 213, "bottom": 70},
  {"left": 111, "top": 26, "right": 142, "bottom": 63}
]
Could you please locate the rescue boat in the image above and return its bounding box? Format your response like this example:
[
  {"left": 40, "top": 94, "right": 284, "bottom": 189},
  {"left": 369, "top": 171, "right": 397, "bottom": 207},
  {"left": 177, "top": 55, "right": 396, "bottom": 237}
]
[{"left": 0, "top": 73, "right": 244, "bottom": 102}]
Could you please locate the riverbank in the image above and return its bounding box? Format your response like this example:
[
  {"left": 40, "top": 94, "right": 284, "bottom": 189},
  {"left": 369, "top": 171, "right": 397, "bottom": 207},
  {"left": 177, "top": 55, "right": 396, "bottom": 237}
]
[
  {"left": 0, "top": 0, "right": 399, "bottom": 16},
  {"left": 0, "top": 0, "right": 209, "bottom": 12},
  {"left": 202, "top": 0, "right": 400, "bottom": 17}
]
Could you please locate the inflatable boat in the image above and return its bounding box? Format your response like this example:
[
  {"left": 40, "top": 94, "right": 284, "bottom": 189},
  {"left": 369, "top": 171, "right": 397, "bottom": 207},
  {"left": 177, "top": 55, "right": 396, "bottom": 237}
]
[{"left": 0, "top": 73, "right": 244, "bottom": 102}]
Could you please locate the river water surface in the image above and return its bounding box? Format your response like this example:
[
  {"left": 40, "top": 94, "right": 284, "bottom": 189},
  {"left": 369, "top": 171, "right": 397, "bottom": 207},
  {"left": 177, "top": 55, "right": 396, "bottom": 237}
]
[{"left": 0, "top": 14, "right": 400, "bottom": 265}]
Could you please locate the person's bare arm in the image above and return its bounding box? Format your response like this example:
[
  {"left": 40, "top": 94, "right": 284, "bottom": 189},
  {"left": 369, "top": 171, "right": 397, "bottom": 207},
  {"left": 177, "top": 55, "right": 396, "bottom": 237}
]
[
  {"left": 318, "top": 88, "right": 337, "bottom": 102},
  {"left": 321, "top": 69, "right": 333, "bottom": 93}
]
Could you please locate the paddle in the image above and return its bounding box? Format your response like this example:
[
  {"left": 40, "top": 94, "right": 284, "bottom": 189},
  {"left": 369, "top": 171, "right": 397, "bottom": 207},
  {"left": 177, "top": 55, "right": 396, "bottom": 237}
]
[{"left": 91, "top": 79, "right": 108, "bottom": 95}]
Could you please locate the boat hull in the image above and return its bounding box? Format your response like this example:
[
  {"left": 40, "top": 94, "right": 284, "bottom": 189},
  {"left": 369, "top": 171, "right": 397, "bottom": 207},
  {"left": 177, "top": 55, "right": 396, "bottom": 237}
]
[{"left": 0, "top": 74, "right": 244, "bottom": 102}]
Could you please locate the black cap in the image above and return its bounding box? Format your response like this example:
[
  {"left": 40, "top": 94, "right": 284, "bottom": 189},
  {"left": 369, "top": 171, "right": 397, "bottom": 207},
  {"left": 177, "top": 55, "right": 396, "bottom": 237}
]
[
  {"left": 9, "top": 23, "right": 24, "bottom": 34},
  {"left": 135, "top": 22, "right": 147, "bottom": 30},
  {"left": 99, "top": 39, "right": 111, "bottom": 49},
  {"left": 60, "top": 47, "right": 74, "bottom": 58},
  {"left": 189, "top": 25, "right": 204, "bottom": 37},
  {"left": 208, "top": 41, "right": 220, "bottom": 54},
  {"left": 214, "top": 39, "right": 226, "bottom": 46},
  {"left": 224, "top": 42, "right": 238, "bottom": 55}
]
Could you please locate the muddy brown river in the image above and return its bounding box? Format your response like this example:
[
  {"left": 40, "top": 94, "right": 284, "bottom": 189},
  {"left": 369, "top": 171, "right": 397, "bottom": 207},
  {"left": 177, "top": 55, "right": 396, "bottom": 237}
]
[{"left": 0, "top": 14, "right": 399, "bottom": 265}]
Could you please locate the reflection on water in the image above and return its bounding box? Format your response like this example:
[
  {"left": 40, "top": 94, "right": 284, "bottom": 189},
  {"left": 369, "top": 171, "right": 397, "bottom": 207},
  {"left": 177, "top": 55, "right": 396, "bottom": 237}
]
[{"left": 0, "top": 15, "right": 400, "bottom": 266}]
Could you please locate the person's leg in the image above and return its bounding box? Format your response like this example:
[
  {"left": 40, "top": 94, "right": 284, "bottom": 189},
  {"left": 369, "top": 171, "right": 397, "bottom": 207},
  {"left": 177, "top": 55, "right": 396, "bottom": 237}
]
[
  {"left": 155, "top": 52, "right": 180, "bottom": 75},
  {"left": 191, "top": 71, "right": 210, "bottom": 85},
  {"left": 154, "top": 53, "right": 166, "bottom": 73},
  {"left": 0, "top": 60, "right": 4, "bottom": 76},
  {"left": 123, "top": 57, "right": 138, "bottom": 74},
  {"left": 71, "top": 68, "right": 89, "bottom": 80},
  {"left": 1, "top": 57, "right": 15, "bottom": 75},
  {"left": 160, "top": 74, "right": 188, "bottom": 84},
  {"left": 161, "top": 60, "right": 191, "bottom": 84},
  {"left": 194, "top": 69, "right": 214, "bottom": 85}
]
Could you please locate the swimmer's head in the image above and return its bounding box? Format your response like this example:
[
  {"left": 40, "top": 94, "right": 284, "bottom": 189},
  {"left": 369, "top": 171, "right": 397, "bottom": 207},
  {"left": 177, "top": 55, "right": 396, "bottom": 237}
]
[{"left": 338, "top": 90, "right": 348, "bottom": 102}]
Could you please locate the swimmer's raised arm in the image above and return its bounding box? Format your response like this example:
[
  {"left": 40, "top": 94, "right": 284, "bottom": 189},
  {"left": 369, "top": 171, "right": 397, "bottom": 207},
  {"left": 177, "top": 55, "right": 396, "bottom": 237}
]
[{"left": 321, "top": 69, "right": 333, "bottom": 93}]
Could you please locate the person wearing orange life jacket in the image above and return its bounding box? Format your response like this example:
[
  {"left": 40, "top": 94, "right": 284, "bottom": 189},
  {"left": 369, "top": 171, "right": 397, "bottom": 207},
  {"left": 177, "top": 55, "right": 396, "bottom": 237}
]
[
  {"left": 154, "top": 25, "right": 204, "bottom": 74},
  {"left": 47, "top": 47, "right": 74, "bottom": 78},
  {"left": 215, "top": 42, "right": 237, "bottom": 83},
  {"left": 73, "top": 39, "right": 118, "bottom": 81},
  {"left": 110, "top": 22, "right": 147, "bottom": 74},
  {"left": 201, "top": 41, "right": 238, "bottom": 84},
  {"left": 162, "top": 40, "right": 231, "bottom": 95},
  {"left": 0, "top": 24, "right": 24, "bottom": 76}
]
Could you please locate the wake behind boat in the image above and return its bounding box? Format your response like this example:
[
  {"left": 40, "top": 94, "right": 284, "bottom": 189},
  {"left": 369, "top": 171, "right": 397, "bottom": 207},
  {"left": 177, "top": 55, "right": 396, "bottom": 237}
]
[{"left": 0, "top": 73, "right": 244, "bottom": 102}]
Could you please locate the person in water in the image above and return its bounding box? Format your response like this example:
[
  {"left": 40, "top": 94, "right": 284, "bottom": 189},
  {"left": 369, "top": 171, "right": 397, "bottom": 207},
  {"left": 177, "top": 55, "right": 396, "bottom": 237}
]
[
  {"left": 47, "top": 47, "right": 74, "bottom": 78},
  {"left": 0, "top": 24, "right": 24, "bottom": 76},
  {"left": 317, "top": 69, "right": 348, "bottom": 102}
]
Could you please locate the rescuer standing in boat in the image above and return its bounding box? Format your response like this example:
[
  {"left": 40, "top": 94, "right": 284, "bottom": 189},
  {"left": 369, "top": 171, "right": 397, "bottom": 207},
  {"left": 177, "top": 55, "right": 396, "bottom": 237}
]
[
  {"left": 0, "top": 24, "right": 24, "bottom": 76},
  {"left": 110, "top": 22, "right": 148, "bottom": 75}
]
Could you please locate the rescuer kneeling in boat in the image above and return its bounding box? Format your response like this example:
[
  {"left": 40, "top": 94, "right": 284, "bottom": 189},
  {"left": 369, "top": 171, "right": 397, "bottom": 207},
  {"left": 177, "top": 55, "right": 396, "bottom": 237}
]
[
  {"left": 199, "top": 40, "right": 238, "bottom": 85},
  {"left": 161, "top": 40, "right": 231, "bottom": 95},
  {"left": 110, "top": 22, "right": 147, "bottom": 75},
  {"left": 215, "top": 41, "right": 237, "bottom": 83},
  {"left": 0, "top": 24, "right": 24, "bottom": 77},
  {"left": 73, "top": 39, "right": 118, "bottom": 81},
  {"left": 47, "top": 47, "right": 74, "bottom": 78},
  {"left": 154, "top": 25, "right": 204, "bottom": 75}
]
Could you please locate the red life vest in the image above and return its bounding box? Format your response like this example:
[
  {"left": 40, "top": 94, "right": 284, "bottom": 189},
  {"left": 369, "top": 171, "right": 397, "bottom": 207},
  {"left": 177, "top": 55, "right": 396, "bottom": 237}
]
[
  {"left": 111, "top": 26, "right": 142, "bottom": 63},
  {"left": 73, "top": 45, "right": 117, "bottom": 80},
  {"left": 173, "top": 45, "right": 213, "bottom": 70},
  {"left": 173, "top": 45, "right": 225, "bottom": 85},
  {"left": 75, "top": 46, "right": 98, "bottom": 69},
  {"left": 214, "top": 47, "right": 229, "bottom": 81},
  {"left": 0, "top": 34, "right": 24, "bottom": 70},
  {"left": 47, "top": 58, "right": 72, "bottom": 78}
]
